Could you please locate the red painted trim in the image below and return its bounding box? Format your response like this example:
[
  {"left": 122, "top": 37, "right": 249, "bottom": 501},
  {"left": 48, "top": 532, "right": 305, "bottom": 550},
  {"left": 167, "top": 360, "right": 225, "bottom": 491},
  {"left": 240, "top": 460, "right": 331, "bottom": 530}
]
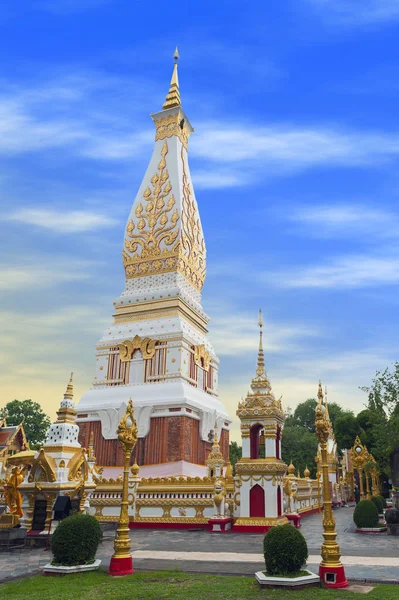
[
  {"left": 129, "top": 521, "right": 210, "bottom": 530},
  {"left": 208, "top": 517, "right": 233, "bottom": 533},
  {"left": 319, "top": 564, "right": 348, "bottom": 588},
  {"left": 233, "top": 524, "right": 272, "bottom": 533},
  {"left": 108, "top": 556, "right": 134, "bottom": 576}
]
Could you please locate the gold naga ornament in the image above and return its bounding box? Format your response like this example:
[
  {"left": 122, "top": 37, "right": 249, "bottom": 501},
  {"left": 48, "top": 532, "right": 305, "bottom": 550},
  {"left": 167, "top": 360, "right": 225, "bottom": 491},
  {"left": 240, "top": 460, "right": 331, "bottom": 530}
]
[
  {"left": 315, "top": 382, "right": 348, "bottom": 588},
  {"left": 108, "top": 399, "right": 138, "bottom": 576}
]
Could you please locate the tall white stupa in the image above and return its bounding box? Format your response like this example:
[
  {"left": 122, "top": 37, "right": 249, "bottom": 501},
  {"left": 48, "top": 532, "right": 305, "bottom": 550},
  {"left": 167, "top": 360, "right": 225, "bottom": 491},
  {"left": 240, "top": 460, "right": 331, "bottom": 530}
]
[{"left": 75, "top": 49, "right": 231, "bottom": 476}]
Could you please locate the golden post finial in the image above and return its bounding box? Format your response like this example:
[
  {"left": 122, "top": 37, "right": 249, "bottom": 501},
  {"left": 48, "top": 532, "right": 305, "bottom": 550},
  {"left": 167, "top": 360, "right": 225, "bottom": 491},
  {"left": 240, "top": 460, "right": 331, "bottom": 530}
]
[
  {"left": 213, "top": 421, "right": 219, "bottom": 447},
  {"left": 88, "top": 430, "right": 96, "bottom": 461},
  {"left": 317, "top": 380, "right": 323, "bottom": 405},
  {"left": 162, "top": 47, "right": 181, "bottom": 110},
  {"left": 64, "top": 372, "right": 74, "bottom": 400}
]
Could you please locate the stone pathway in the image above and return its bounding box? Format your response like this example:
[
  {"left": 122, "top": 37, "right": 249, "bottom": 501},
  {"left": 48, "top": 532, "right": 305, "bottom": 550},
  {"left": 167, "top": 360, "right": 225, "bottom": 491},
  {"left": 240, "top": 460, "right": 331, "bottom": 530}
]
[{"left": 1, "top": 506, "right": 398, "bottom": 583}]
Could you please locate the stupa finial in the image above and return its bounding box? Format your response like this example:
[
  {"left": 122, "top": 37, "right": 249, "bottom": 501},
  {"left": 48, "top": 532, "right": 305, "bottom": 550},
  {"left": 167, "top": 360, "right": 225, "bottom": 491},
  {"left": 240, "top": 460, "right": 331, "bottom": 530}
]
[
  {"left": 162, "top": 46, "right": 181, "bottom": 110},
  {"left": 64, "top": 372, "right": 74, "bottom": 401}
]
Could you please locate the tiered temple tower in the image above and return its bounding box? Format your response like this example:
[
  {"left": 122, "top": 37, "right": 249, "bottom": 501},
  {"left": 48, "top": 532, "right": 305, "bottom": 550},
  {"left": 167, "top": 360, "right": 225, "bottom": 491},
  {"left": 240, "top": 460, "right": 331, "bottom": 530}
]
[
  {"left": 234, "top": 311, "right": 288, "bottom": 532},
  {"left": 76, "top": 50, "right": 231, "bottom": 476}
]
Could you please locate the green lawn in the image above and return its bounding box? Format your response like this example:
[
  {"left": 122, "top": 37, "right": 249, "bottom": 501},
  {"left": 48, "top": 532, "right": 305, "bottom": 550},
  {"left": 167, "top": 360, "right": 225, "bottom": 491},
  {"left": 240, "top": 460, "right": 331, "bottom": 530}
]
[{"left": 1, "top": 570, "right": 398, "bottom": 600}]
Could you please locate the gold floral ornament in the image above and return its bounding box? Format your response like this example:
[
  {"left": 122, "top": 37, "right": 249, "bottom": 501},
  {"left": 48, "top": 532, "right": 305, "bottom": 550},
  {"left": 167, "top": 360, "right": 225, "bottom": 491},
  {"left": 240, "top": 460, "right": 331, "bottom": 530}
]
[
  {"left": 123, "top": 141, "right": 181, "bottom": 278},
  {"left": 194, "top": 344, "right": 211, "bottom": 371},
  {"left": 123, "top": 139, "right": 206, "bottom": 291},
  {"left": 118, "top": 336, "right": 157, "bottom": 362}
]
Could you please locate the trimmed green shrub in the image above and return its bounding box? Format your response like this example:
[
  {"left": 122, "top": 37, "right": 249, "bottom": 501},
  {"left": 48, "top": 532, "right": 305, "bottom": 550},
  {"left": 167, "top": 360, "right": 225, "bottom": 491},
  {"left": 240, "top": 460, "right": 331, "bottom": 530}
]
[
  {"left": 51, "top": 513, "right": 102, "bottom": 566},
  {"left": 353, "top": 500, "right": 379, "bottom": 529},
  {"left": 378, "top": 495, "right": 387, "bottom": 509},
  {"left": 371, "top": 496, "right": 384, "bottom": 515},
  {"left": 385, "top": 508, "right": 399, "bottom": 524},
  {"left": 263, "top": 524, "right": 308, "bottom": 575}
]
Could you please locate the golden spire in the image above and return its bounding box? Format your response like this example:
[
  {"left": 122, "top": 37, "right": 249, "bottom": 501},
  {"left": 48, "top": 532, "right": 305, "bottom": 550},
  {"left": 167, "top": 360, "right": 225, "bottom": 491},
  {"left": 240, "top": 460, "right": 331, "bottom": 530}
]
[
  {"left": 162, "top": 46, "right": 181, "bottom": 110},
  {"left": 317, "top": 380, "right": 323, "bottom": 405},
  {"left": 304, "top": 465, "right": 310, "bottom": 478},
  {"left": 287, "top": 460, "right": 295, "bottom": 476},
  {"left": 251, "top": 308, "right": 272, "bottom": 393},
  {"left": 213, "top": 422, "right": 219, "bottom": 448},
  {"left": 324, "top": 385, "right": 330, "bottom": 421},
  {"left": 64, "top": 372, "right": 73, "bottom": 401}
]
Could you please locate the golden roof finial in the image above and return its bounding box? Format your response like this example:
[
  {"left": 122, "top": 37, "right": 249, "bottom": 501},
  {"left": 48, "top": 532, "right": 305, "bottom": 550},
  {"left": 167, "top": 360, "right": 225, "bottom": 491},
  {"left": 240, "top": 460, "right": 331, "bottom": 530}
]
[
  {"left": 64, "top": 372, "right": 74, "bottom": 401},
  {"left": 324, "top": 385, "right": 330, "bottom": 420},
  {"left": 317, "top": 380, "right": 323, "bottom": 405},
  {"left": 304, "top": 465, "right": 310, "bottom": 478},
  {"left": 162, "top": 46, "right": 181, "bottom": 110},
  {"left": 257, "top": 309, "right": 265, "bottom": 367}
]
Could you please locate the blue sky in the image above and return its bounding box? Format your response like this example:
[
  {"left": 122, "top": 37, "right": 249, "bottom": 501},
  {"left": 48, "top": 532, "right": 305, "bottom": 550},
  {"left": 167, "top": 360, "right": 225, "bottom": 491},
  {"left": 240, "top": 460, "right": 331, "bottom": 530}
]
[{"left": 1, "top": 0, "right": 399, "bottom": 440}]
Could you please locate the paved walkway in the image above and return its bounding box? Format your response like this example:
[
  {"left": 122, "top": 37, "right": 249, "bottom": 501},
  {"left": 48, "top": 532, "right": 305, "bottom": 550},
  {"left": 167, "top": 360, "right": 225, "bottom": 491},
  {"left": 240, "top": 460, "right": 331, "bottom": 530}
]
[{"left": 1, "top": 506, "right": 398, "bottom": 583}]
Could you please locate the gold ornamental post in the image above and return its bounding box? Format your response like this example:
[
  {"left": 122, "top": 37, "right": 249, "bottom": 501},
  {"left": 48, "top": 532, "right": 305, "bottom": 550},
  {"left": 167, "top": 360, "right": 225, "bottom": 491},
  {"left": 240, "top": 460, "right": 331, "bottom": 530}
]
[
  {"left": 350, "top": 437, "right": 368, "bottom": 501},
  {"left": 108, "top": 399, "right": 138, "bottom": 576},
  {"left": 315, "top": 383, "right": 348, "bottom": 588}
]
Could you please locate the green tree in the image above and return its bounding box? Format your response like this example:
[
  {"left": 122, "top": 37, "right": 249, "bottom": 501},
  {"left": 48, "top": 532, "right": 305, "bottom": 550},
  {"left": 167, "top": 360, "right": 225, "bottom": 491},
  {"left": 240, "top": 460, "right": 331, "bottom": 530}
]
[
  {"left": 327, "top": 402, "right": 353, "bottom": 430},
  {"left": 334, "top": 413, "right": 362, "bottom": 451},
  {"left": 359, "top": 363, "right": 399, "bottom": 476},
  {"left": 281, "top": 425, "right": 318, "bottom": 478},
  {"left": 289, "top": 399, "right": 317, "bottom": 432},
  {"left": 3, "top": 399, "right": 51, "bottom": 448},
  {"left": 360, "top": 362, "right": 399, "bottom": 417},
  {"left": 229, "top": 441, "right": 242, "bottom": 474}
]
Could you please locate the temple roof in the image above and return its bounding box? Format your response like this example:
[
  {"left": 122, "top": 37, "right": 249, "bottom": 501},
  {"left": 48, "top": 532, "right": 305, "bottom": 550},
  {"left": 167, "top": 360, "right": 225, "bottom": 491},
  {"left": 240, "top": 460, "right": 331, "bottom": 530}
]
[{"left": 0, "top": 422, "right": 28, "bottom": 455}]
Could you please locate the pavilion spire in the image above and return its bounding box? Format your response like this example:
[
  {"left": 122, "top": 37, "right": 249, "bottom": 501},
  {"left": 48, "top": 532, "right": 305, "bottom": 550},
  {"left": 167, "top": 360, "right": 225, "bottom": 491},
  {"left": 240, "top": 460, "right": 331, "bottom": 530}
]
[
  {"left": 162, "top": 47, "right": 181, "bottom": 110},
  {"left": 64, "top": 372, "right": 74, "bottom": 401}
]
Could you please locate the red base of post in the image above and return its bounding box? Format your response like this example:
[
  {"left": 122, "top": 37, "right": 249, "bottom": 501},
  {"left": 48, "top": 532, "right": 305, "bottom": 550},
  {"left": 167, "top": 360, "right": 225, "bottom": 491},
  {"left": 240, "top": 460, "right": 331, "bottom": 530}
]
[
  {"left": 108, "top": 556, "right": 134, "bottom": 576},
  {"left": 319, "top": 564, "right": 348, "bottom": 588}
]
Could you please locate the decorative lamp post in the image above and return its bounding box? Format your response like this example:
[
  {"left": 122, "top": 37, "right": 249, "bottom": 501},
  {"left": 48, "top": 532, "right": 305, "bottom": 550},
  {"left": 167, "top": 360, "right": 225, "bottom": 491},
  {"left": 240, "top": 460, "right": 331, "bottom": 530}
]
[
  {"left": 108, "top": 399, "right": 138, "bottom": 576},
  {"left": 350, "top": 437, "right": 368, "bottom": 501},
  {"left": 315, "top": 383, "right": 348, "bottom": 588}
]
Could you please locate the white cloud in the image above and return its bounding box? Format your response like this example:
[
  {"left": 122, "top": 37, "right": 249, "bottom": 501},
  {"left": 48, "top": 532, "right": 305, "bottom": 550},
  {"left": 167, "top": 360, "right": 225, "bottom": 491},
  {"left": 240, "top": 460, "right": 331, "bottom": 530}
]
[
  {"left": 2, "top": 73, "right": 399, "bottom": 181},
  {"left": 193, "top": 170, "right": 247, "bottom": 189},
  {"left": 192, "top": 123, "right": 399, "bottom": 172},
  {"left": 290, "top": 204, "right": 399, "bottom": 240},
  {"left": 0, "top": 260, "right": 93, "bottom": 291},
  {"left": 308, "top": 0, "right": 399, "bottom": 26},
  {"left": 4, "top": 208, "right": 118, "bottom": 233},
  {"left": 208, "top": 311, "right": 319, "bottom": 356},
  {"left": 271, "top": 254, "right": 399, "bottom": 289}
]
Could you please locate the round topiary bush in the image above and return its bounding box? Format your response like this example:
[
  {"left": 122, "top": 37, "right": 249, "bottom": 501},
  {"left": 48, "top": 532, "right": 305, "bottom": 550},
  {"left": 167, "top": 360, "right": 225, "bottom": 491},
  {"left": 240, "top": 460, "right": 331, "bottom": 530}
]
[
  {"left": 371, "top": 496, "right": 384, "bottom": 515},
  {"left": 263, "top": 524, "right": 308, "bottom": 575},
  {"left": 378, "top": 495, "right": 387, "bottom": 509},
  {"left": 51, "top": 513, "right": 103, "bottom": 566},
  {"left": 353, "top": 500, "right": 379, "bottom": 529}
]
